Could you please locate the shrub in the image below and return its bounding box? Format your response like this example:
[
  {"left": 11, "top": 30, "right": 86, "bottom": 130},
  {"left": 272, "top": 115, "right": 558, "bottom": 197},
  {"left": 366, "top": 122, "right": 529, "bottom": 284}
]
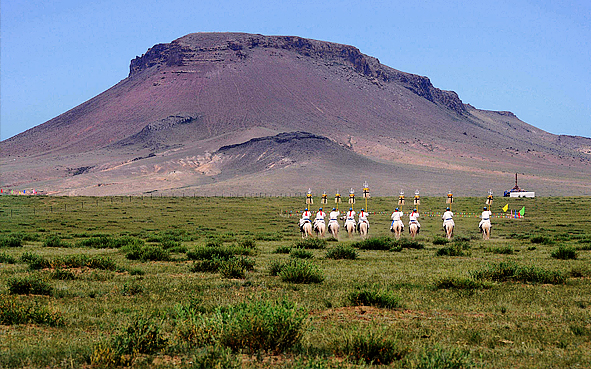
[
  {"left": 290, "top": 248, "right": 314, "bottom": 259},
  {"left": 471, "top": 261, "right": 566, "bottom": 284},
  {"left": 435, "top": 276, "right": 491, "bottom": 290},
  {"left": 432, "top": 236, "right": 449, "bottom": 245},
  {"left": 254, "top": 232, "right": 283, "bottom": 241},
  {"left": 335, "top": 329, "right": 409, "bottom": 365},
  {"left": 0, "top": 294, "right": 65, "bottom": 326},
  {"left": 0, "top": 251, "right": 17, "bottom": 264},
  {"left": 530, "top": 235, "right": 554, "bottom": 245},
  {"left": 187, "top": 246, "right": 236, "bottom": 261},
  {"left": 486, "top": 245, "right": 514, "bottom": 255},
  {"left": 123, "top": 244, "right": 171, "bottom": 262},
  {"left": 219, "top": 259, "right": 247, "bottom": 279},
  {"left": 273, "top": 245, "right": 292, "bottom": 254},
  {"left": 51, "top": 268, "right": 77, "bottom": 280},
  {"left": 92, "top": 314, "right": 167, "bottom": 366},
  {"left": 551, "top": 246, "right": 577, "bottom": 260},
  {"left": 347, "top": 288, "right": 402, "bottom": 309},
  {"left": 122, "top": 282, "right": 144, "bottom": 296},
  {"left": 268, "top": 260, "right": 285, "bottom": 276},
  {"left": 7, "top": 275, "right": 53, "bottom": 295},
  {"left": 279, "top": 259, "right": 324, "bottom": 284},
  {"left": 415, "top": 345, "right": 474, "bottom": 369},
  {"left": 43, "top": 235, "right": 70, "bottom": 248},
  {"left": 397, "top": 238, "right": 425, "bottom": 249},
  {"left": 238, "top": 238, "right": 256, "bottom": 249},
  {"left": 160, "top": 238, "right": 181, "bottom": 249},
  {"left": 325, "top": 244, "right": 358, "bottom": 260},
  {"left": 190, "top": 258, "right": 224, "bottom": 273},
  {"left": 436, "top": 244, "right": 469, "bottom": 257},
  {"left": 0, "top": 234, "right": 23, "bottom": 248},
  {"left": 216, "top": 299, "right": 307, "bottom": 353},
  {"left": 293, "top": 238, "right": 327, "bottom": 249},
  {"left": 191, "top": 345, "right": 240, "bottom": 369},
  {"left": 77, "top": 235, "right": 141, "bottom": 249},
  {"left": 569, "top": 265, "right": 591, "bottom": 278},
  {"left": 352, "top": 237, "right": 394, "bottom": 250}
]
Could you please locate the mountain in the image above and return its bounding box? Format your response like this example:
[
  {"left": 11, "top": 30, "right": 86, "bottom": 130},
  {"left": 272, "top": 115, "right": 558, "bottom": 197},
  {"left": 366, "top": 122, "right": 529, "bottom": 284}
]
[{"left": 1, "top": 32, "right": 590, "bottom": 196}]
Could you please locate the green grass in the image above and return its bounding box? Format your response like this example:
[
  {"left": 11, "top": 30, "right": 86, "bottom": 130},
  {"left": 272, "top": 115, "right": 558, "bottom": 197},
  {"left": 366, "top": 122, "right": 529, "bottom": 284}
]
[{"left": 0, "top": 195, "right": 590, "bottom": 368}]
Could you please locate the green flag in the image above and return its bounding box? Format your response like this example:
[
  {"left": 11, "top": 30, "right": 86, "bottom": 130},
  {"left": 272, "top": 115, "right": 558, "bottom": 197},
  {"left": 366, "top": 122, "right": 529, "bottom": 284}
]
[{"left": 519, "top": 206, "right": 525, "bottom": 216}]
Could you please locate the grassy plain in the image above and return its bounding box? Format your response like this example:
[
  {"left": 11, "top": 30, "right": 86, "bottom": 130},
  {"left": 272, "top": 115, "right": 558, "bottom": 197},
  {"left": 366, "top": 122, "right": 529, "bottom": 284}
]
[{"left": 0, "top": 195, "right": 590, "bottom": 368}]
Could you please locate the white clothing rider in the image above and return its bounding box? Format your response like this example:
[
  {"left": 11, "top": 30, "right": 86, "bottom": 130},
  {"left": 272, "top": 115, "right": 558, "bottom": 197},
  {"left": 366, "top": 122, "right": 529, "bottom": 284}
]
[
  {"left": 314, "top": 207, "right": 326, "bottom": 229},
  {"left": 358, "top": 208, "right": 369, "bottom": 229},
  {"left": 409, "top": 208, "right": 421, "bottom": 233},
  {"left": 328, "top": 208, "right": 340, "bottom": 231},
  {"left": 299, "top": 208, "right": 312, "bottom": 228},
  {"left": 391, "top": 207, "right": 404, "bottom": 231},
  {"left": 479, "top": 206, "right": 492, "bottom": 231},
  {"left": 442, "top": 207, "right": 454, "bottom": 230},
  {"left": 344, "top": 207, "right": 356, "bottom": 228}
]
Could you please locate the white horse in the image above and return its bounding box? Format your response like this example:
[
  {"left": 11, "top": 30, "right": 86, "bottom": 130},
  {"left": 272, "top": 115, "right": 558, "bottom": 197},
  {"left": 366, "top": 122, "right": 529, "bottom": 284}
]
[
  {"left": 358, "top": 221, "right": 369, "bottom": 238},
  {"left": 443, "top": 221, "right": 454, "bottom": 240},
  {"left": 300, "top": 220, "right": 313, "bottom": 238},
  {"left": 480, "top": 221, "right": 491, "bottom": 240},
  {"left": 314, "top": 220, "right": 326, "bottom": 238},
  {"left": 391, "top": 220, "right": 403, "bottom": 239},
  {"left": 327, "top": 220, "right": 339, "bottom": 239},
  {"left": 409, "top": 222, "right": 419, "bottom": 239},
  {"left": 344, "top": 220, "right": 356, "bottom": 238}
]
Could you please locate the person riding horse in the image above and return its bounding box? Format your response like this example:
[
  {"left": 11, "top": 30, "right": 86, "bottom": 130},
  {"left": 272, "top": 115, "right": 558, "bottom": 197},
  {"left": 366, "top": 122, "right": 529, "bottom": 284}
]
[
  {"left": 390, "top": 207, "right": 404, "bottom": 232},
  {"left": 299, "top": 208, "right": 312, "bottom": 232},
  {"left": 409, "top": 208, "right": 420, "bottom": 233},
  {"left": 442, "top": 207, "right": 454, "bottom": 234},
  {"left": 314, "top": 207, "right": 326, "bottom": 232},
  {"left": 479, "top": 206, "right": 492, "bottom": 232},
  {"left": 357, "top": 208, "right": 369, "bottom": 232},
  {"left": 344, "top": 207, "right": 356, "bottom": 233}
]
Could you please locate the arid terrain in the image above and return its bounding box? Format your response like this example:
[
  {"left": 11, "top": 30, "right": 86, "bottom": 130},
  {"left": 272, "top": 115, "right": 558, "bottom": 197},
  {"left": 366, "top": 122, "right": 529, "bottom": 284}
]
[{"left": 2, "top": 32, "right": 590, "bottom": 196}]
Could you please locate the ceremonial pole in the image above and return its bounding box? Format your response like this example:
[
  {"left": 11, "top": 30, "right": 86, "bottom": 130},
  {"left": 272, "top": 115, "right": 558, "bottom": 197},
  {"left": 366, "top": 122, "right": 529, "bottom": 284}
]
[
  {"left": 414, "top": 189, "right": 420, "bottom": 212},
  {"left": 306, "top": 188, "right": 313, "bottom": 207},
  {"left": 335, "top": 189, "right": 341, "bottom": 211},
  {"left": 321, "top": 191, "right": 328, "bottom": 206},
  {"left": 486, "top": 189, "right": 494, "bottom": 208},
  {"left": 362, "top": 181, "right": 370, "bottom": 212},
  {"left": 447, "top": 190, "right": 453, "bottom": 211},
  {"left": 398, "top": 190, "right": 405, "bottom": 212},
  {"left": 349, "top": 188, "right": 355, "bottom": 210}
]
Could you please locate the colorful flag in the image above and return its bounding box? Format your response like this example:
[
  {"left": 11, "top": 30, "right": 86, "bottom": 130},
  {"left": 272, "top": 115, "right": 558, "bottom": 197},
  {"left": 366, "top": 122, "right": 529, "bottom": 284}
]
[
  {"left": 519, "top": 206, "right": 525, "bottom": 217},
  {"left": 502, "top": 204, "right": 509, "bottom": 212}
]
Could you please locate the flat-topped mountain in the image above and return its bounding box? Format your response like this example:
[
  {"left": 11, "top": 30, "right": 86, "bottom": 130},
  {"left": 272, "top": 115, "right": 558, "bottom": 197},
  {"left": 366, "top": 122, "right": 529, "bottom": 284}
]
[{"left": 2, "top": 32, "right": 590, "bottom": 196}]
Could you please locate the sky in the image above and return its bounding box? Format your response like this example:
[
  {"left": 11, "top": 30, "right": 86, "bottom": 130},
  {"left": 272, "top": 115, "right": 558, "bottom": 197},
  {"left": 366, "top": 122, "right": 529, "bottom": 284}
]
[{"left": 1, "top": 0, "right": 590, "bottom": 141}]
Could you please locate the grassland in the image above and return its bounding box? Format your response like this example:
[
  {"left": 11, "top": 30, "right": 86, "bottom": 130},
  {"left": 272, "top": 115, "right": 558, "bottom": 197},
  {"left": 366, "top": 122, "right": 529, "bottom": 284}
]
[{"left": 0, "top": 195, "right": 590, "bottom": 368}]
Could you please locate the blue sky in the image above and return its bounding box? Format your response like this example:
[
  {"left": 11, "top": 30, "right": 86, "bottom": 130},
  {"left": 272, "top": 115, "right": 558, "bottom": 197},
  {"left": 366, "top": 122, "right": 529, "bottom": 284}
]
[{"left": 2, "top": 0, "right": 590, "bottom": 141}]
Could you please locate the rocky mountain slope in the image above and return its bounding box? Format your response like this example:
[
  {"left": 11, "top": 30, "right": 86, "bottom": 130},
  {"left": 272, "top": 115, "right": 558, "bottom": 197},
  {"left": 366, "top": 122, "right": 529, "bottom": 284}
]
[{"left": 2, "top": 32, "right": 590, "bottom": 196}]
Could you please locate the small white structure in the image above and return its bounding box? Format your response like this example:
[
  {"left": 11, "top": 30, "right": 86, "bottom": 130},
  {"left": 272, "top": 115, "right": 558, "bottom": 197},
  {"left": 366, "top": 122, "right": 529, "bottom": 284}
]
[{"left": 510, "top": 191, "right": 535, "bottom": 198}]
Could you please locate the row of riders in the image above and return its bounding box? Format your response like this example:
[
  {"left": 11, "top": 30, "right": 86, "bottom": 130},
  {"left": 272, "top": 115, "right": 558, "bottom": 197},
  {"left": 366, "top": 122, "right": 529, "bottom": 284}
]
[{"left": 299, "top": 206, "right": 493, "bottom": 240}]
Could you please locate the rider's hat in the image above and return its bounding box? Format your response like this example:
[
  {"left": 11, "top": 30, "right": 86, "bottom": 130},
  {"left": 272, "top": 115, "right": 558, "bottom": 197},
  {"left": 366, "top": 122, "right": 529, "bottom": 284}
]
[
  {"left": 361, "top": 208, "right": 364, "bottom": 211},
  {"left": 332, "top": 207, "right": 336, "bottom": 211},
  {"left": 395, "top": 207, "right": 399, "bottom": 211},
  {"left": 305, "top": 208, "right": 308, "bottom": 211},
  {"left": 483, "top": 206, "right": 487, "bottom": 210},
  {"left": 349, "top": 207, "right": 353, "bottom": 211},
  {"left": 446, "top": 207, "right": 450, "bottom": 211},
  {"left": 319, "top": 208, "right": 323, "bottom": 211},
  {"left": 413, "top": 208, "right": 417, "bottom": 212}
]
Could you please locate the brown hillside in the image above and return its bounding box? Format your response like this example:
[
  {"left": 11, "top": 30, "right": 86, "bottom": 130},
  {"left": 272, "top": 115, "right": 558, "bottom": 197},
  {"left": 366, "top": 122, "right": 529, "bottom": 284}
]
[{"left": 1, "top": 32, "right": 590, "bottom": 196}]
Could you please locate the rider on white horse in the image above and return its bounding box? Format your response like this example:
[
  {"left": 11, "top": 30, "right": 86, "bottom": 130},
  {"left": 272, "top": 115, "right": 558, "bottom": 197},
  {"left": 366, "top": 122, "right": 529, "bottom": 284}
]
[
  {"left": 328, "top": 207, "right": 340, "bottom": 231},
  {"left": 357, "top": 208, "right": 369, "bottom": 231},
  {"left": 299, "top": 208, "right": 312, "bottom": 232},
  {"left": 442, "top": 207, "right": 454, "bottom": 232},
  {"left": 479, "top": 206, "right": 492, "bottom": 232},
  {"left": 409, "top": 208, "right": 421, "bottom": 233},
  {"left": 344, "top": 207, "right": 356, "bottom": 230},
  {"left": 314, "top": 207, "right": 326, "bottom": 231},
  {"left": 390, "top": 207, "right": 404, "bottom": 232}
]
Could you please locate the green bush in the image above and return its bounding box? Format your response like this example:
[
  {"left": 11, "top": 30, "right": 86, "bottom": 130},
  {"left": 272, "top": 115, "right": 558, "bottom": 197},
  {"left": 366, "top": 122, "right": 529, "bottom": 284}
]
[
  {"left": 414, "top": 345, "right": 474, "bottom": 369},
  {"left": 122, "top": 282, "right": 144, "bottom": 296},
  {"left": 191, "top": 345, "right": 240, "bottom": 369},
  {"left": 279, "top": 259, "right": 324, "bottom": 284},
  {"left": 351, "top": 237, "right": 394, "bottom": 250},
  {"left": 238, "top": 238, "right": 256, "bottom": 249},
  {"left": 397, "top": 238, "right": 425, "bottom": 249},
  {"left": 0, "top": 251, "right": 17, "bottom": 264},
  {"left": 293, "top": 238, "right": 327, "bottom": 249},
  {"left": 325, "top": 244, "right": 358, "bottom": 260},
  {"left": 254, "top": 232, "right": 283, "bottom": 241},
  {"left": 551, "top": 246, "right": 577, "bottom": 260},
  {"left": 43, "top": 235, "right": 70, "bottom": 248},
  {"left": 0, "top": 294, "right": 65, "bottom": 326},
  {"left": 471, "top": 261, "right": 566, "bottom": 284},
  {"left": 273, "top": 245, "right": 292, "bottom": 254},
  {"left": 432, "top": 236, "right": 450, "bottom": 245},
  {"left": 436, "top": 244, "right": 470, "bottom": 257},
  {"left": 435, "top": 276, "right": 491, "bottom": 290},
  {"left": 123, "top": 244, "right": 171, "bottom": 261},
  {"left": 76, "top": 235, "right": 142, "bottom": 249},
  {"left": 187, "top": 246, "right": 237, "bottom": 261},
  {"left": 0, "top": 234, "right": 23, "bottom": 248},
  {"left": 216, "top": 299, "right": 307, "bottom": 353},
  {"left": 219, "top": 258, "right": 247, "bottom": 279},
  {"left": 335, "top": 329, "right": 409, "bottom": 364},
  {"left": 268, "top": 260, "right": 285, "bottom": 276},
  {"left": 486, "top": 245, "right": 514, "bottom": 254},
  {"left": 51, "top": 268, "right": 77, "bottom": 280},
  {"left": 25, "top": 254, "right": 117, "bottom": 271},
  {"left": 7, "top": 275, "right": 53, "bottom": 295},
  {"left": 190, "top": 258, "right": 224, "bottom": 273},
  {"left": 290, "top": 248, "right": 314, "bottom": 259},
  {"left": 530, "top": 235, "right": 554, "bottom": 245},
  {"left": 347, "top": 288, "right": 402, "bottom": 309}
]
